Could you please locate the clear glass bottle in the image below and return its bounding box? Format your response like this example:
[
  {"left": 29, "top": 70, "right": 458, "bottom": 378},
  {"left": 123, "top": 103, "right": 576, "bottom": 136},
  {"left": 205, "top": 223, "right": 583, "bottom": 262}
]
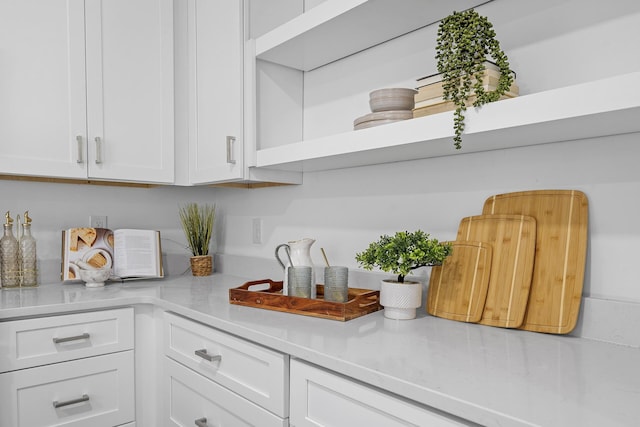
[
  {"left": 0, "top": 211, "right": 20, "bottom": 288},
  {"left": 19, "top": 211, "right": 37, "bottom": 287}
]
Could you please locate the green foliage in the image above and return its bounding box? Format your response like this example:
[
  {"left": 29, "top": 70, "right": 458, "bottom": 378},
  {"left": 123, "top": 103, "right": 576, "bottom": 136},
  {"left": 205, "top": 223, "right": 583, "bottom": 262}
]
[
  {"left": 355, "top": 230, "right": 452, "bottom": 283},
  {"left": 436, "top": 9, "right": 513, "bottom": 149},
  {"left": 179, "top": 203, "right": 215, "bottom": 256}
]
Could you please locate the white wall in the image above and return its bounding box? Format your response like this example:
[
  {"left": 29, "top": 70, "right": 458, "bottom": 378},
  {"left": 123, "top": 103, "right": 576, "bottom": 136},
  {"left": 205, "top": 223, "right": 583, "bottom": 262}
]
[
  {"left": 0, "top": 180, "right": 215, "bottom": 277},
  {"left": 215, "top": 134, "right": 640, "bottom": 304}
]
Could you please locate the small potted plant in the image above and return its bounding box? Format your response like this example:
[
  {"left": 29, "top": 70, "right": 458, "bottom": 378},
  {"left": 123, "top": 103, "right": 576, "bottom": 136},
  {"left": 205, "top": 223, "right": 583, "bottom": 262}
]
[
  {"left": 356, "top": 230, "right": 452, "bottom": 320},
  {"left": 179, "top": 203, "right": 215, "bottom": 276},
  {"left": 436, "top": 8, "right": 513, "bottom": 150}
]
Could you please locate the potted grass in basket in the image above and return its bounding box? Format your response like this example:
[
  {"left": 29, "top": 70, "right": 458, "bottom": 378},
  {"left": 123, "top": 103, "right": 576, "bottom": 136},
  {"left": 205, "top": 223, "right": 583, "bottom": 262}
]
[{"left": 179, "top": 203, "right": 215, "bottom": 276}]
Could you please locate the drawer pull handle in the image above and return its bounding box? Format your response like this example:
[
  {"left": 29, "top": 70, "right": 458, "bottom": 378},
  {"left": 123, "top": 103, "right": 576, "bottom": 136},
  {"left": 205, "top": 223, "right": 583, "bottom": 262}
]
[
  {"left": 53, "top": 394, "right": 89, "bottom": 408},
  {"left": 194, "top": 417, "right": 208, "bottom": 427},
  {"left": 195, "top": 349, "right": 221, "bottom": 363},
  {"left": 52, "top": 333, "right": 90, "bottom": 344},
  {"left": 95, "top": 136, "right": 103, "bottom": 164},
  {"left": 226, "top": 136, "right": 236, "bottom": 164},
  {"left": 76, "top": 135, "right": 83, "bottom": 163}
]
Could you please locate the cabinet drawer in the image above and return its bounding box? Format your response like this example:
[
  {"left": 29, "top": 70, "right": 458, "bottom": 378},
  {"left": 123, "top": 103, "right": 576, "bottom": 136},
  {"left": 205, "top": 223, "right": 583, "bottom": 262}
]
[
  {"left": 163, "top": 312, "right": 288, "bottom": 417},
  {"left": 0, "top": 350, "right": 135, "bottom": 427},
  {"left": 290, "top": 360, "right": 473, "bottom": 427},
  {"left": 164, "top": 357, "right": 287, "bottom": 427},
  {"left": 0, "top": 307, "right": 134, "bottom": 373}
]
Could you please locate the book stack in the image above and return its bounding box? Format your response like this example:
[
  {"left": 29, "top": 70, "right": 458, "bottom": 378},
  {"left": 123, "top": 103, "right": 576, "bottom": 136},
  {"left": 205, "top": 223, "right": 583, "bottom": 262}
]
[{"left": 413, "top": 62, "right": 518, "bottom": 119}]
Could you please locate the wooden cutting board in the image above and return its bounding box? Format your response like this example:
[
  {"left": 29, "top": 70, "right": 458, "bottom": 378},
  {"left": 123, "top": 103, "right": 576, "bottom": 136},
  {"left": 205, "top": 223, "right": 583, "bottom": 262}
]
[
  {"left": 427, "top": 241, "right": 492, "bottom": 322},
  {"left": 483, "top": 190, "right": 588, "bottom": 334},
  {"left": 457, "top": 214, "right": 537, "bottom": 328}
]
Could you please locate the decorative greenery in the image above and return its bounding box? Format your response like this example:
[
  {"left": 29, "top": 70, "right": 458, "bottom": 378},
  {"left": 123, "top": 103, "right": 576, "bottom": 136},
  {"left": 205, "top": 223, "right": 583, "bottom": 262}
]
[
  {"left": 355, "top": 230, "right": 452, "bottom": 283},
  {"left": 436, "top": 9, "right": 513, "bottom": 149},
  {"left": 179, "top": 203, "right": 215, "bottom": 256}
]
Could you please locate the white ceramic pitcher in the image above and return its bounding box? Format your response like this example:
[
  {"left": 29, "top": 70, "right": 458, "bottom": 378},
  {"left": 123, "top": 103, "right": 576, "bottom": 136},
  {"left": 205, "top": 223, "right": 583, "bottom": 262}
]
[{"left": 275, "top": 238, "right": 316, "bottom": 297}]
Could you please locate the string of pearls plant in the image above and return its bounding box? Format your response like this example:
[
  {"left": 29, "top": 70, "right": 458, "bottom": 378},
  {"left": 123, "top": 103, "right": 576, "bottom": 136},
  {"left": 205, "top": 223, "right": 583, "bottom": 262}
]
[{"left": 436, "top": 9, "right": 513, "bottom": 149}]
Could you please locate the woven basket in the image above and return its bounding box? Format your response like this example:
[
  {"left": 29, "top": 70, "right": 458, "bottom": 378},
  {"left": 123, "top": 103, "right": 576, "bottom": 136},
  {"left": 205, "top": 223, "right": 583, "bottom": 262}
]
[{"left": 190, "top": 255, "right": 213, "bottom": 276}]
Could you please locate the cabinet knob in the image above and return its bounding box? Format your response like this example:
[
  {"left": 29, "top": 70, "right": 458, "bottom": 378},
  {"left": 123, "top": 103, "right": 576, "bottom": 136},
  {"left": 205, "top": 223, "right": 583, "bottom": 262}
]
[
  {"left": 194, "top": 348, "right": 221, "bottom": 363},
  {"left": 194, "top": 417, "right": 208, "bottom": 427}
]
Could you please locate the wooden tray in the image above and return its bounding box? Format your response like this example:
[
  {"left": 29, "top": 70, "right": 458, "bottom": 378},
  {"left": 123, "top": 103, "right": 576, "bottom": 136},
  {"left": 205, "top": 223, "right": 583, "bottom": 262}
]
[{"left": 229, "top": 279, "right": 381, "bottom": 321}]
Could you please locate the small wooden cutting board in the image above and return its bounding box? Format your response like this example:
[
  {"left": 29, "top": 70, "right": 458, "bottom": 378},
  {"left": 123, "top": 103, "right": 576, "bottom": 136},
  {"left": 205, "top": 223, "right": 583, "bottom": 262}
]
[
  {"left": 427, "top": 241, "right": 492, "bottom": 322},
  {"left": 457, "top": 214, "right": 537, "bottom": 328},
  {"left": 483, "top": 190, "right": 588, "bottom": 334}
]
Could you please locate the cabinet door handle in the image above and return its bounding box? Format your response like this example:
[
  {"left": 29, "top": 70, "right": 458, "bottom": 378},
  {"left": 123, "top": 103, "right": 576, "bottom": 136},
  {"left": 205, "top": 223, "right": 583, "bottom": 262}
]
[
  {"left": 53, "top": 394, "right": 89, "bottom": 408},
  {"left": 194, "top": 349, "right": 221, "bottom": 362},
  {"left": 52, "top": 332, "right": 90, "bottom": 344},
  {"left": 226, "top": 136, "right": 236, "bottom": 164},
  {"left": 76, "top": 135, "right": 83, "bottom": 164},
  {"left": 95, "top": 136, "right": 103, "bottom": 164},
  {"left": 194, "top": 417, "right": 208, "bottom": 427}
]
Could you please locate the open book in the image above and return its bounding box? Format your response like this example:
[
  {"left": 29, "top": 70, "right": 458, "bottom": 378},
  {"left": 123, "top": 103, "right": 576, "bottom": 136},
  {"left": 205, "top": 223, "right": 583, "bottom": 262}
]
[{"left": 62, "top": 227, "right": 164, "bottom": 281}]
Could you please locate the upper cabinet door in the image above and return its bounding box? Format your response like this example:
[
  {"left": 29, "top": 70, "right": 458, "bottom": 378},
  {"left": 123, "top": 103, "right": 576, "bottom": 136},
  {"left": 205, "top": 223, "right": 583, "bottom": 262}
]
[
  {"left": 0, "top": 0, "right": 88, "bottom": 179},
  {"left": 85, "top": 0, "right": 175, "bottom": 184},
  {"left": 187, "top": 0, "right": 244, "bottom": 184}
]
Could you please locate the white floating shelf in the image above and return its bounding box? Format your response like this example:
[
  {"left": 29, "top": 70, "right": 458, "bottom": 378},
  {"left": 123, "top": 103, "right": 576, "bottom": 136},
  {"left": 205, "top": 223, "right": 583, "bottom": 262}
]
[
  {"left": 255, "top": 73, "right": 640, "bottom": 172},
  {"left": 255, "top": 0, "right": 486, "bottom": 71}
]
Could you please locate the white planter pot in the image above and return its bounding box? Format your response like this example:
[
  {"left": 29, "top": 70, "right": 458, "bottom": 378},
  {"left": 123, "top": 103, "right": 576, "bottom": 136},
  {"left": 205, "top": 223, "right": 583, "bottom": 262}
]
[{"left": 379, "top": 280, "right": 422, "bottom": 320}]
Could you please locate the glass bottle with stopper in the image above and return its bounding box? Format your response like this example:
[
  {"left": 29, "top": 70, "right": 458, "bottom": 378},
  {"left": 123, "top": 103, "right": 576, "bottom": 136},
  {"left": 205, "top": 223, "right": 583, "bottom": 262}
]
[
  {"left": 19, "top": 211, "right": 37, "bottom": 287},
  {"left": 0, "top": 211, "right": 20, "bottom": 288}
]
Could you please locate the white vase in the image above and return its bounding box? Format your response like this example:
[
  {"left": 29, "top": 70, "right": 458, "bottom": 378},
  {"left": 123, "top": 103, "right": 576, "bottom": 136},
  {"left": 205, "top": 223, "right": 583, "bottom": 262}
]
[{"left": 379, "top": 279, "right": 422, "bottom": 320}]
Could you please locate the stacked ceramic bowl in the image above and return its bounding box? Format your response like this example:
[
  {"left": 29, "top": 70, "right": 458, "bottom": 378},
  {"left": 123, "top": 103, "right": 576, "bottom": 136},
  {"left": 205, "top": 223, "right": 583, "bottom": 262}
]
[{"left": 354, "top": 88, "right": 417, "bottom": 130}]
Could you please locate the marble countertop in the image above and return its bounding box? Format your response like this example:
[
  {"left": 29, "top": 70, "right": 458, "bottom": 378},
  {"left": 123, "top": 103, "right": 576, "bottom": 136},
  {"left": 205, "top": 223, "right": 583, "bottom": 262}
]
[{"left": 1, "top": 274, "right": 639, "bottom": 427}]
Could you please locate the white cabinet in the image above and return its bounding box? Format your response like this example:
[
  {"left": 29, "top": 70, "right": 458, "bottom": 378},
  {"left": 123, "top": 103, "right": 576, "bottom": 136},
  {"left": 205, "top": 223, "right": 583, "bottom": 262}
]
[
  {"left": 0, "top": 0, "right": 87, "bottom": 180},
  {"left": 0, "top": 351, "right": 135, "bottom": 427},
  {"left": 290, "top": 359, "right": 471, "bottom": 427},
  {"left": 184, "top": 0, "right": 243, "bottom": 184},
  {"left": 164, "top": 357, "right": 287, "bottom": 427},
  {"left": 0, "top": 306, "right": 134, "bottom": 372},
  {"left": 0, "top": 308, "right": 135, "bottom": 427},
  {"left": 174, "top": 0, "right": 301, "bottom": 185},
  {"left": 163, "top": 312, "right": 289, "bottom": 419},
  {"left": 0, "top": 0, "right": 174, "bottom": 184}
]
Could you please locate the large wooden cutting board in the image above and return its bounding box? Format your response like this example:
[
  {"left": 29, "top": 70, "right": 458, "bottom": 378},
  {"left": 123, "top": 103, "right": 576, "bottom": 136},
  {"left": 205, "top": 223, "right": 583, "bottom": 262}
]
[
  {"left": 483, "top": 190, "right": 588, "bottom": 334},
  {"left": 427, "top": 241, "right": 492, "bottom": 323},
  {"left": 457, "top": 214, "right": 537, "bottom": 328}
]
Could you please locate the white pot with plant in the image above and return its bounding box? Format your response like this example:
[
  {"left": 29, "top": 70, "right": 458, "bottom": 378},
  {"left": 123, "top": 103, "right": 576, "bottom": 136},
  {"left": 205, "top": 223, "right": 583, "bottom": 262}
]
[
  {"left": 179, "top": 203, "right": 215, "bottom": 276},
  {"left": 356, "top": 230, "right": 452, "bottom": 320}
]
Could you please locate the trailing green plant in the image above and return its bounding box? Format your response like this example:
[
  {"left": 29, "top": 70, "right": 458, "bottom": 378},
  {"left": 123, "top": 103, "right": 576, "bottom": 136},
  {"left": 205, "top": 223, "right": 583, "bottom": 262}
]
[
  {"left": 436, "top": 9, "right": 513, "bottom": 149},
  {"left": 355, "top": 230, "right": 452, "bottom": 283},
  {"left": 179, "top": 203, "right": 215, "bottom": 256}
]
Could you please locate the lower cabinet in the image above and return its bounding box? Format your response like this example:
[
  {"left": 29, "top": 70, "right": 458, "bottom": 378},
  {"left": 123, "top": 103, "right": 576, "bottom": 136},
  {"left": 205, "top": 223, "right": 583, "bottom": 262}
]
[
  {"left": 0, "top": 307, "right": 135, "bottom": 427},
  {"left": 290, "top": 359, "right": 472, "bottom": 427},
  {"left": 0, "top": 350, "right": 135, "bottom": 427},
  {"left": 162, "top": 312, "right": 289, "bottom": 426},
  {"left": 164, "top": 357, "right": 287, "bottom": 426}
]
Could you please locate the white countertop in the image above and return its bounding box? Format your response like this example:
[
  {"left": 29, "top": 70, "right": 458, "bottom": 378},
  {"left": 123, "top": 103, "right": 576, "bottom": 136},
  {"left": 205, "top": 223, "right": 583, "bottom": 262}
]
[{"left": 1, "top": 274, "right": 638, "bottom": 427}]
